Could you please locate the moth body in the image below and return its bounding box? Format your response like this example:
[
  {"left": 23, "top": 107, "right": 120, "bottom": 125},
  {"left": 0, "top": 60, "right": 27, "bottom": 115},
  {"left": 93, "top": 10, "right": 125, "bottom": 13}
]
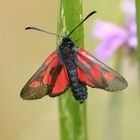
[{"left": 58, "top": 36, "right": 87, "bottom": 103}]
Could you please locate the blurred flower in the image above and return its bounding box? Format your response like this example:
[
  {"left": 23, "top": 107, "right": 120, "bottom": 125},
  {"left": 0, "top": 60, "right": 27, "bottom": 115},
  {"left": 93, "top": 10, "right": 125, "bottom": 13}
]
[{"left": 93, "top": 0, "right": 137, "bottom": 60}]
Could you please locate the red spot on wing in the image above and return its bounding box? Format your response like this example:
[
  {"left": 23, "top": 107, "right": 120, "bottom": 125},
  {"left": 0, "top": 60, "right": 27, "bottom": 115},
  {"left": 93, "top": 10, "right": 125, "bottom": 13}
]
[
  {"left": 43, "top": 55, "right": 59, "bottom": 85},
  {"left": 77, "top": 67, "right": 95, "bottom": 87},
  {"left": 52, "top": 66, "right": 69, "bottom": 94},
  {"left": 104, "top": 72, "right": 116, "bottom": 80},
  {"left": 39, "top": 71, "right": 46, "bottom": 77},
  {"left": 43, "top": 73, "right": 52, "bottom": 85},
  {"left": 90, "top": 64, "right": 101, "bottom": 80},
  {"left": 76, "top": 49, "right": 101, "bottom": 82},
  {"left": 78, "top": 48, "right": 94, "bottom": 59},
  {"left": 29, "top": 81, "right": 40, "bottom": 88},
  {"left": 77, "top": 54, "right": 88, "bottom": 64},
  {"left": 44, "top": 51, "right": 57, "bottom": 65}
]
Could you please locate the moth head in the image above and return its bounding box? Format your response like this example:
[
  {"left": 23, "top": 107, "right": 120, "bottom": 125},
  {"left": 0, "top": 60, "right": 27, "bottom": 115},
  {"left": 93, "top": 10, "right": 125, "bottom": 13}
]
[
  {"left": 62, "top": 36, "right": 71, "bottom": 42},
  {"left": 61, "top": 36, "right": 73, "bottom": 45}
]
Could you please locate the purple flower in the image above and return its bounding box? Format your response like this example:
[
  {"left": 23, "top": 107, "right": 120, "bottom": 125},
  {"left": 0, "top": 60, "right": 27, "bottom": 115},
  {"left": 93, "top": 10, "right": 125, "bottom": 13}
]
[{"left": 93, "top": 0, "right": 137, "bottom": 60}]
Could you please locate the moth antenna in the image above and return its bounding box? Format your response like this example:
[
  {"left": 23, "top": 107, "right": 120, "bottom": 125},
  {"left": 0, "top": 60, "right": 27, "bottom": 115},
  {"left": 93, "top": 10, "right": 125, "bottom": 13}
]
[
  {"left": 74, "top": 35, "right": 85, "bottom": 43},
  {"left": 25, "top": 26, "right": 63, "bottom": 37},
  {"left": 68, "top": 11, "right": 97, "bottom": 37}
]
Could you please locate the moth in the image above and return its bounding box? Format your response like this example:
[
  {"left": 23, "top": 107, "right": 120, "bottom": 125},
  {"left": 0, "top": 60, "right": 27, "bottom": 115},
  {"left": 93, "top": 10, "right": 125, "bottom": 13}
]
[{"left": 20, "top": 11, "right": 128, "bottom": 103}]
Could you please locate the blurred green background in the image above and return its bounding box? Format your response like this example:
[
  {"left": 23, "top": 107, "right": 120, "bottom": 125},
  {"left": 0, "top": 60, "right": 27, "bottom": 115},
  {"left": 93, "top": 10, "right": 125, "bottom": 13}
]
[{"left": 0, "top": 0, "right": 140, "bottom": 140}]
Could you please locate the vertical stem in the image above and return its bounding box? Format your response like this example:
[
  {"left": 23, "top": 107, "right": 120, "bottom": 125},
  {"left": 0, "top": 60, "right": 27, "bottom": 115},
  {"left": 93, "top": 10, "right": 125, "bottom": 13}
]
[
  {"left": 57, "top": 1, "right": 87, "bottom": 140},
  {"left": 136, "top": 0, "right": 140, "bottom": 76},
  {"left": 104, "top": 50, "right": 123, "bottom": 140},
  {"left": 104, "top": 1, "right": 123, "bottom": 139}
]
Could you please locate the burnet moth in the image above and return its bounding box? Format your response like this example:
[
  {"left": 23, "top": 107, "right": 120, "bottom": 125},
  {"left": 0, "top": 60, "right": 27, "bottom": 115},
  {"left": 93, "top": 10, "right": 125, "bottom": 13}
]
[{"left": 20, "top": 11, "right": 128, "bottom": 103}]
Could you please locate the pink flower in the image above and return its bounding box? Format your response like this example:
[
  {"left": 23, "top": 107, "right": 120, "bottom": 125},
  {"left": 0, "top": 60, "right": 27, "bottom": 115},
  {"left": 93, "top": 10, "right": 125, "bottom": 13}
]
[{"left": 93, "top": 0, "right": 137, "bottom": 60}]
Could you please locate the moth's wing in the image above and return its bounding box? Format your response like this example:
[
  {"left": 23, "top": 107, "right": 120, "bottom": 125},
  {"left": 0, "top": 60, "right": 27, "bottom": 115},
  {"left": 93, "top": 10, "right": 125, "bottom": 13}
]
[
  {"left": 20, "top": 51, "right": 70, "bottom": 100},
  {"left": 49, "top": 65, "right": 70, "bottom": 97},
  {"left": 75, "top": 48, "right": 128, "bottom": 91}
]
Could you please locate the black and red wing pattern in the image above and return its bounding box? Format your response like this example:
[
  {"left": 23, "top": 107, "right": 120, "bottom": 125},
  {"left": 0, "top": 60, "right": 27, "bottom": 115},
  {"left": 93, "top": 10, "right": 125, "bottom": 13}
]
[
  {"left": 75, "top": 48, "right": 128, "bottom": 91},
  {"left": 20, "top": 51, "right": 70, "bottom": 100}
]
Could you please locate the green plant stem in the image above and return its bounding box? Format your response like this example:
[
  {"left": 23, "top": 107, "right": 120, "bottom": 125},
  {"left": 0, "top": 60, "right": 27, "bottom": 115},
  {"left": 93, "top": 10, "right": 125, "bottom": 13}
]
[
  {"left": 136, "top": 0, "right": 140, "bottom": 77},
  {"left": 57, "top": 1, "right": 87, "bottom": 140},
  {"left": 111, "top": 50, "right": 123, "bottom": 140},
  {"left": 104, "top": 1, "right": 124, "bottom": 139},
  {"left": 104, "top": 50, "right": 123, "bottom": 140}
]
